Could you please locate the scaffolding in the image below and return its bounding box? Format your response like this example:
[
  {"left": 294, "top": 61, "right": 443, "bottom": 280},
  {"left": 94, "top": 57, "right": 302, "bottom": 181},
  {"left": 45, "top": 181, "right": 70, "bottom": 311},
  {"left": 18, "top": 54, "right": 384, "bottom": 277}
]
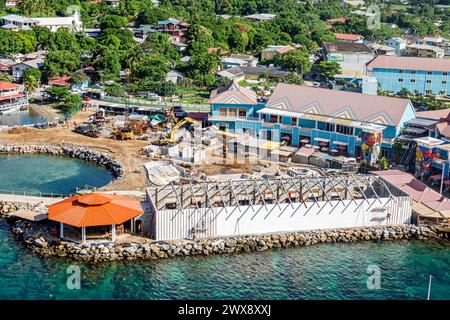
[{"left": 147, "top": 175, "right": 407, "bottom": 213}]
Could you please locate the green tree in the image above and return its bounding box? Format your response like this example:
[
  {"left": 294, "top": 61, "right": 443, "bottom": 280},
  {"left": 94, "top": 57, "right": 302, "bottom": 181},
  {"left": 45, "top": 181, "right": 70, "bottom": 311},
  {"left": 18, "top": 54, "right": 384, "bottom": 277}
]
[
  {"left": 44, "top": 50, "right": 80, "bottom": 77},
  {"left": 157, "top": 81, "right": 177, "bottom": 97},
  {"left": 70, "top": 71, "right": 89, "bottom": 87},
  {"left": 23, "top": 68, "right": 41, "bottom": 93},
  {"left": 0, "top": 73, "right": 12, "bottom": 83},
  {"left": 316, "top": 61, "right": 341, "bottom": 79},
  {"left": 273, "top": 49, "right": 311, "bottom": 75},
  {"left": 134, "top": 54, "right": 169, "bottom": 82},
  {"left": 105, "top": 82, "right": 126, "bottom": 97},
  {"left": 100, "top": 15, "right": 128, "bottom": 30},
  {"left": 62, "top": 93, "right": 82, "bottom": 114}
]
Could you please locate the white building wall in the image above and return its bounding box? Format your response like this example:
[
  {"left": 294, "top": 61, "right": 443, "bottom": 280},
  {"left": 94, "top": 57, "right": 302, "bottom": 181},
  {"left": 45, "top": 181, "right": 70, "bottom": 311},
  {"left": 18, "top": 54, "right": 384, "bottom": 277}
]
[{"left": 154, "top": 196, "right": 412, "bottom": 241}]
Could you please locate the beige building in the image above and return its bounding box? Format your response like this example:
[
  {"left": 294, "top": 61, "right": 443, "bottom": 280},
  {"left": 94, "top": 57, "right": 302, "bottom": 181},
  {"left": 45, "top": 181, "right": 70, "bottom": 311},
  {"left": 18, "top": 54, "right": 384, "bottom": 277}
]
[
  {"left": 261, "top": 45, "right": 296, "bottom": 61},
  {"left": 405, "top": 44, "right": 445, "bottom": 58}
]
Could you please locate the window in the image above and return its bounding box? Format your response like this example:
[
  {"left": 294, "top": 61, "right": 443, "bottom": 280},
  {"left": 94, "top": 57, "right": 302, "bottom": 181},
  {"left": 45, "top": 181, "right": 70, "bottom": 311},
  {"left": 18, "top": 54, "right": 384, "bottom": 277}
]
[
  {"left": 426, "top": 80, "right": 432, "bottom": 84},
  {"left": 411, "top": 70, "right": 417, "bottom": 74},
  {"left": 443, "top": 81, "right": 447, "bottom": 85},
  {"left": 410, "top": 79, "right": 415, "bottom": 83},
  {"left": 336, "top": 125, "right": 353, "bottom": 135},
  {"left": 398, "top": 78, "right": 404, "bottom": 82},
  {"left": 444, "top": 72, "right": 448, "bottom": 76},
  {"left": 269, "top": 114, "right": 278, "bottom": 123},
  {"left": 219, "top": 108, "right": 227, "bottom": 116},
  {"left": 399, "top": 70, "right": 404, "bottom": 74},
  {"left": 427, "top": 71, "right": 433, "bottom": 75},
  {"left": 238, "top": 108, "right": 246, "bottom": 118},
  {"left": 324, "top": 123, "right": 335, "bottom": 132},
  {"left": 291, "top": 117, "right": 297, "bottom": 126},
  {"left": 228, "top": 108, "right": 237, "bottom": 117}
]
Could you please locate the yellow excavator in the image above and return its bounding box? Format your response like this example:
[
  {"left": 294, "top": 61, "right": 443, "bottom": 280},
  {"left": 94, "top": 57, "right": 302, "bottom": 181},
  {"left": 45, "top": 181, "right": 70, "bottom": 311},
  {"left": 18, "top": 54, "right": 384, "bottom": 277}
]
[{"left": 158, "top": 117, "right": 197, "bottom": 145}]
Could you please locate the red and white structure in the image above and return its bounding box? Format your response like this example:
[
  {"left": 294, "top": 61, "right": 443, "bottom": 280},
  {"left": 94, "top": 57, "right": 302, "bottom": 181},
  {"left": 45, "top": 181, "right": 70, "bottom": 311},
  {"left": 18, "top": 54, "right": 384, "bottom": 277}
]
[
  {"left": 5, "top": 1, "right": 17, "bottom": 8},
  {"left": 0, "top": 81, "right": 28, "bottom": 114}
]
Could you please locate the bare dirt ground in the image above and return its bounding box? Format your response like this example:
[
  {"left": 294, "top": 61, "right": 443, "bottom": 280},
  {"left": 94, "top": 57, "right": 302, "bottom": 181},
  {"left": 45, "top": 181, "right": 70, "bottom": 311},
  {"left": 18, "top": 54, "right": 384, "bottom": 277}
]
[{"left": 0, "top": 110, "right": 149, "bottom": 192}]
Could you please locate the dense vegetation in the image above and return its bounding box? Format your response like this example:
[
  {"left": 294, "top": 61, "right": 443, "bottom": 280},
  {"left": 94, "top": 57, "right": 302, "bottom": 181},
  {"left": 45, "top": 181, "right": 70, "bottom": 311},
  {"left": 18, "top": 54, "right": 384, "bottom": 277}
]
[{"left": 0, "top": 0, "right": 448, "bottom": 104}]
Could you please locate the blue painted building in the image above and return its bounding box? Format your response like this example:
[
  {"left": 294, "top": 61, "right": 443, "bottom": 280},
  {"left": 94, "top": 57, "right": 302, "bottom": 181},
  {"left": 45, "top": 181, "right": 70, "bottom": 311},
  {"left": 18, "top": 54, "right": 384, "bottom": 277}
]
[
  {"left": 210, "top": 82, "right": 416, "bottom": 159},
  {"left": 209, "top": 80, "right": 265, "bottom": 134},
  {"left": 367, "top": 55, "right": 450, "bottom": 96}
]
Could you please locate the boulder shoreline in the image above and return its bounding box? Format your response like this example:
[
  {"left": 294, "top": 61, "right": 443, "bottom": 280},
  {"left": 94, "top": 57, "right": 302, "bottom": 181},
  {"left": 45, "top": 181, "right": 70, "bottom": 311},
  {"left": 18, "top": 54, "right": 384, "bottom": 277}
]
[
  {"left": 1, "top": 201, "right": 442, "bottom": 264},
  {"left": 0, "top": 144, "right": 123, "bottom": 180}
]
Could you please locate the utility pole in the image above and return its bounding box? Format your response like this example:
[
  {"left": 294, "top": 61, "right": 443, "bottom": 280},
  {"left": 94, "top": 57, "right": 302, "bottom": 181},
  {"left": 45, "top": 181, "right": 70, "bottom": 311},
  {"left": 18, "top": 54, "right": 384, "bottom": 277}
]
[{"left": 427, "top": 275, "right": 434, "bottom": 300}]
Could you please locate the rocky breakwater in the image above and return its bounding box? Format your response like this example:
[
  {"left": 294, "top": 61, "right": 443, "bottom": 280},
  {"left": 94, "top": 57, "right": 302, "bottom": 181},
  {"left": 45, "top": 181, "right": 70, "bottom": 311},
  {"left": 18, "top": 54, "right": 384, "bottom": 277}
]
[
  {"left": 7, "top": 217, "right": 441, "bottom": 263},
  {"left": 0, "top": 144, "right": 123, "bottom": 179}
]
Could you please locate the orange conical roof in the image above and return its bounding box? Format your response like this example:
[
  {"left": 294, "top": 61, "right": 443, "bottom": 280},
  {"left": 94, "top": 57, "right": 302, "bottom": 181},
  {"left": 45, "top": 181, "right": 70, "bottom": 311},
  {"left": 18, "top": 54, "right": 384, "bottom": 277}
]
[
  {"left": 77, "top": 193, "right": 115, "bottom": 205},
  {"left": 48, "top": 193, "right": 144, "bottom": 227}
]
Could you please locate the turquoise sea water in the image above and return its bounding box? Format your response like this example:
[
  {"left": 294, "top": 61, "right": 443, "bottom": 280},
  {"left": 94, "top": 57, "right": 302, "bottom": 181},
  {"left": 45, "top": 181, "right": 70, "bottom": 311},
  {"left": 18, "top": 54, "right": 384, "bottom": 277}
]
[
  {"left": 0, "top": 220, "right": 449, "bottom": 300},
  {"left": 0, "top": 154, "right": 113, "bottom": 196},
  {"left": 0, "top": 109, "right": 47, "bottom": 126}
]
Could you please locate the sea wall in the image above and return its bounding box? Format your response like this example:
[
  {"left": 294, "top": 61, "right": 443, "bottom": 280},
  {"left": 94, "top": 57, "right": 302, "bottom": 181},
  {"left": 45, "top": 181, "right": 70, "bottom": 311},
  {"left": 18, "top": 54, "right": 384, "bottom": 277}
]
[
  {"left": 3, "top": 205, "right": 440, "bottom": 264},
  {"left": 0, "top": 144, "right": 123, "bottom": 179}
]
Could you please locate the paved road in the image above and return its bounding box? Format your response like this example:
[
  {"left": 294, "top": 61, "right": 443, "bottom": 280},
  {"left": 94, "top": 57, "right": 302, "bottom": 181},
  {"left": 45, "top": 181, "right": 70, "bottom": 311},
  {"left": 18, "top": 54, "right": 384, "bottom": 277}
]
[
  {"left": 91, "top": 97, "right": 211, "bottom": 113},
  {"left": 0, "top": 194, "right": 62, "bottom": 205}
]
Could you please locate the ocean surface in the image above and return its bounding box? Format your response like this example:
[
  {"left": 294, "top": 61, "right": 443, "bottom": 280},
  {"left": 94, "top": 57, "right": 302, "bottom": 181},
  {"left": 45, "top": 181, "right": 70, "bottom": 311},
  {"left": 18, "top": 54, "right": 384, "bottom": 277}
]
[
  {"left": 0, "top": 154, "right": 113, "bottom": 196},
  {"left": 0, "top": 109, "right": 47, "bottom": 127},
  {"left": 0, "top": 221, "right": 449, "bottom": 300}
]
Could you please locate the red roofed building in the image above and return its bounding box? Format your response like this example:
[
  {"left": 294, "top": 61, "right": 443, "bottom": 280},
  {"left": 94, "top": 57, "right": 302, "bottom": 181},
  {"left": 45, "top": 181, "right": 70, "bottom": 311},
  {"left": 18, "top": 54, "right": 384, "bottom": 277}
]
[
  {"left": 333, "top": 33, "right": 364, "bottom": 43},
  {"left": 326, "top": 17, "right": 349, "bottom": 24},
  {"left": 48, "top": 75, "right": 71, "bottom": 88},
  {"left": 0, "top": 81, "right": 28, "bottom": 114},
  {"left": 373, "top": 170, "right": 450, "bottom": 225},
  {"left": 5, "top": 1, "right": 17, "bottom": 8}
]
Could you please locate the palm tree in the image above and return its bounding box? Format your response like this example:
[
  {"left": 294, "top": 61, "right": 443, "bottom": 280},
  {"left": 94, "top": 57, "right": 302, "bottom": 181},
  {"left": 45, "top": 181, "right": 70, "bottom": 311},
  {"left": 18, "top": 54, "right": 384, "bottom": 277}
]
[
  {"left": 0, "top": 73, "right": 12, "bottom": 83},
  {"left": 24, "top": 74, "right": 39, "bottom": 94},
  {"left": 126, "top": 46, "right": 144, "bottom": 81},
  {"left": 18, "top": 0, "right": 46, "bottom": 16}
]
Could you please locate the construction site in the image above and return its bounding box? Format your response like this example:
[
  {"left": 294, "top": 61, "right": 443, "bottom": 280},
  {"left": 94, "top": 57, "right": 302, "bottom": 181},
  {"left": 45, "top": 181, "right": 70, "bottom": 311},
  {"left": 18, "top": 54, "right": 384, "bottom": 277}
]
[
  {"left": 145, "top": 175, "right": 413, "bottom": 241},
  {"left": 2, "top": 99, "right": 448, "bottom": 242}
]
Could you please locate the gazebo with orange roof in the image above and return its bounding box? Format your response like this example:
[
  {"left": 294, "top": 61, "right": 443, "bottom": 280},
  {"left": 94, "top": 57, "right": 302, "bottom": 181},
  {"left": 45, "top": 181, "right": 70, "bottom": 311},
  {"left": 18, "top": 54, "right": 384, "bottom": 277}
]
[{"left": 48, "top": 193, "right": 144, "bottom": 243}]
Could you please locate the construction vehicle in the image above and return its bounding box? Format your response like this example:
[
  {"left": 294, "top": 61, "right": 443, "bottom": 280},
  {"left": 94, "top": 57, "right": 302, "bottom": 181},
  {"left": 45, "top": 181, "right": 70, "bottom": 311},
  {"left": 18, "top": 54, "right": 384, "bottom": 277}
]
[
  {"left": 111, "top": 95, "right": 135, "bottom": 140},
  {"left": 157, "top": 117, "right": 197, "bottom": 145},
  {"left": 75, "top": 125, "right": 101, "bottom": 138},
  {"left": 112, "top": 127, "right": 133, "bottom": 140}
]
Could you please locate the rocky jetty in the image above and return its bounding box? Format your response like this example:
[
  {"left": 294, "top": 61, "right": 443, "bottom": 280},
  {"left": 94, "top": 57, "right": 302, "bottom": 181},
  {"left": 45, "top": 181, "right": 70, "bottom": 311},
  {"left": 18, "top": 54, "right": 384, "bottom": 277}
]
[
  {"left": 5, "top": 210, "right": 440, "bottom": 264},
  {"left": 0, "top": 144, "right": 123, "bottom": 179}
]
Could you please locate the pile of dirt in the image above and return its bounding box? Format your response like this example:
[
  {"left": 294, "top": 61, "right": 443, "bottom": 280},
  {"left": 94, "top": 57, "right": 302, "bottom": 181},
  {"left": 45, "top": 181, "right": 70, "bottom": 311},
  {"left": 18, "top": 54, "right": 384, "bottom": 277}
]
[{"left": 8, "top": 127, "right": 35, "bottom": 135}]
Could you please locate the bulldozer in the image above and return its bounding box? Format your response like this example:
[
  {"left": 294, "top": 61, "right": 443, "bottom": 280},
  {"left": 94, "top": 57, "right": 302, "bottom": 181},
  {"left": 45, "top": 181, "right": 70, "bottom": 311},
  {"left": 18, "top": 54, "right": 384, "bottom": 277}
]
[{"left": 157, "top": 117, "right": 197, "bottom": 145}]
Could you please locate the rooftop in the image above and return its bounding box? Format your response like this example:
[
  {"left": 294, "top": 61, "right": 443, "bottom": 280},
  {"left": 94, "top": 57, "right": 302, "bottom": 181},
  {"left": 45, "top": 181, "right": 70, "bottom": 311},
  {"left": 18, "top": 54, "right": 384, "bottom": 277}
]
[
  {"left": 406, "top": 43, "right": 445, "bottom": 53},
  {"left": 210, "top": 80, "right": 257, "bottom": 105},
  {"left": 244, "top": 13, "right": 276, "bottom": 20},
  {"left": 367, "top": 55, "right": 450, "bottom": 72},
  {"left": 0, "top": 81, "right": 21, "bottom": 91},
  {"left": 326, "top": 17, "right": 349, "bottom": 24},
  {"left": 262, "top": 45, "right": 295, "bottom": 54},
  {"left": 324, "top": 41, "right": 371, "bottom": 53},
  {"left": 1, "top": 14, "right": 38, "bottom": 23},
  {"left": 333, "top": 33, "right": 363, "bottom": 41},
  {"left": 373, "top": 170, "right": 450, "bottom": 217},
  {"left": 263, "top": 83, "right": 413, "bottom": 126}
]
